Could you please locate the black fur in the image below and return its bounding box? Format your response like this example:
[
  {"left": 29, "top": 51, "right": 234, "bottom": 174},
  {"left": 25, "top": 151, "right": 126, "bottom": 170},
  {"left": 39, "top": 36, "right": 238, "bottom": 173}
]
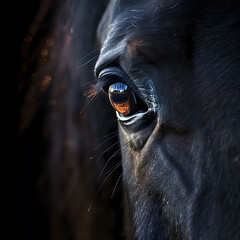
[{"left": 95, "top": 0, "right": 240, "bottom": 239}]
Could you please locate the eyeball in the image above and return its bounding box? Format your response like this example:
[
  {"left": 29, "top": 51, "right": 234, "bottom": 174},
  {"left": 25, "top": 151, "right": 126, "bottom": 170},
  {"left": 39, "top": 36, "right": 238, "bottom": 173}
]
[{"left": 108, "top": 82, "right": 137, "bottom": 116}]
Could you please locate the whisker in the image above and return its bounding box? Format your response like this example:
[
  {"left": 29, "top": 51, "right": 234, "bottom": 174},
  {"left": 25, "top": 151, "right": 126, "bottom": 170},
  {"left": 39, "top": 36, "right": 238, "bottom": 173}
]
[
  {"left": 78, "top": 55, "right": 99, "bottom": 68},
  {"left": 87, "top": 161, "right": 121, "bottom": 212},
  {"left": 89, "top": 151, "right": 103, "bottom": 160},
  {"left": 80, "top": 92, "right": 100, "bottom": 114},
  {"left": 80, "top": 47, "right": 100, "bottom": 60},
  {"left": 111, "top": 173, "right": 123, "bottom": 198},
  {"left": 87, "top": 143, "right": 129, "bottom": 212},
  {"left": 88, "top": 131, "right": 118, "bottom": 161},
  {"left": 94, "top": 133, "right": 118, "bottom": 150},
  {"left": 96, "top": 140, "right": 120, "bottom": 163},
  {"left": 86, "top": 130, "right": 118, "bottom": 143},
  {"left": 100, "top": 144, "right": 129, "bottom": 178},
  {"left": 102, "top": 161, "right": 122, "bottom": 179},
  {"left": 97, "top": 147, "right": 121, "bottom": 181},
  {"left": 80, "top": 100, "right": 91, "bottom": 114}
]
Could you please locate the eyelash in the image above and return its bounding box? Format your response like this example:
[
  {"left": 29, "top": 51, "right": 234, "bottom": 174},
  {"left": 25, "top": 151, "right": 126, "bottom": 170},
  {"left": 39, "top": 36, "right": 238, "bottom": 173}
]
[
  {"left": 84, "top": 76, "right": 114, "bottom": 101},
  {"left": 96, "top": 75, "right": 118, "bottom": 93}
]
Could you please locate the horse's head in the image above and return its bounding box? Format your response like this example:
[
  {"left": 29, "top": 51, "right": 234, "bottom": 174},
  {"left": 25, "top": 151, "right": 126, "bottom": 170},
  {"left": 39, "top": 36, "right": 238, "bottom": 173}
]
[{"left": 93, "top": 0, "right": 240, "bottom": 239}]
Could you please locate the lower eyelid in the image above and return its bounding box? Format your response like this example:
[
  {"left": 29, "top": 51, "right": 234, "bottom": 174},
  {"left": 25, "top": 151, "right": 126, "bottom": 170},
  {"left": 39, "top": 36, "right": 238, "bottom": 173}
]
[{"left": 116, "top": 110, "right": 149, "bottom": 124}]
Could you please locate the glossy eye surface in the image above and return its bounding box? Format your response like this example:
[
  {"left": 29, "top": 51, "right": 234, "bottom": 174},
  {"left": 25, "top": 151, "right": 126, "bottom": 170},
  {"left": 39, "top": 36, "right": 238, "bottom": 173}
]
[{"left": 108, "top": 82, "right": 137, "bottom": 116}]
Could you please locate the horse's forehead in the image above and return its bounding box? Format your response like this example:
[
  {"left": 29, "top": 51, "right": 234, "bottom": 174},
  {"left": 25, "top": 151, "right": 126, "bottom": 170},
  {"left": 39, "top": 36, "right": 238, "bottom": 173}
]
[
  {"left": 97, "top": 0, "right": 178, "bottom": 45},
  {"left": 97, "top": 0, "right": 192, "bottom": 55},
  {"left": 110, "top": 0, "right": 183, "bottom": 12}
]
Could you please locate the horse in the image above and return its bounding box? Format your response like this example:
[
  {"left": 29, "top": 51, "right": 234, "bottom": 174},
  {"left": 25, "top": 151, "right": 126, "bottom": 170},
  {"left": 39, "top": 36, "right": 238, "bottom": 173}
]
[
  {"left": 17, "top": 0, "right": 240, "bottom": 239},
  {"left": 91, "top": 0, "right": 240, "bottom": 239}
]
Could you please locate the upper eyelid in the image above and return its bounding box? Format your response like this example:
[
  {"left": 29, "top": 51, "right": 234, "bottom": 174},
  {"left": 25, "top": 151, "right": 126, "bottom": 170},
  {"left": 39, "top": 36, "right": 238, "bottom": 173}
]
[
  {"left": 97, "top": 67, "right": 136, "bottom": 92},
  {"left": 98, "top": 66, "right": 129, "bottom": 80}
]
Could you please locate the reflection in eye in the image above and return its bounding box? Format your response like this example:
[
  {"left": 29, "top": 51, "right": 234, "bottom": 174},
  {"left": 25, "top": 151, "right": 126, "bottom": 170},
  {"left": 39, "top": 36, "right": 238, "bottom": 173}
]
[{"left": 108, "top": 82, "right": 137, "bottom": 116}]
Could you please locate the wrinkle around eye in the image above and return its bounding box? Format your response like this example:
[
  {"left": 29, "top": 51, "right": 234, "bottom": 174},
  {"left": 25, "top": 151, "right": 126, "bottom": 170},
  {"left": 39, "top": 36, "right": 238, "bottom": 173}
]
[{"left": 118, "top": 111, "right": 157, "bottom": 151}]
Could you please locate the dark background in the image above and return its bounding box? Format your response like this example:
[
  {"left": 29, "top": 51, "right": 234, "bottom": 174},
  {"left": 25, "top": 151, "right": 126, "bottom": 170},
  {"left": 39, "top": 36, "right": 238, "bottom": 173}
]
[
  {"left": 14, "top": 1, "right": 51, "bottom": 239},
  {"left": 14, "top": 1, "right": 125, "bottom": 239}
]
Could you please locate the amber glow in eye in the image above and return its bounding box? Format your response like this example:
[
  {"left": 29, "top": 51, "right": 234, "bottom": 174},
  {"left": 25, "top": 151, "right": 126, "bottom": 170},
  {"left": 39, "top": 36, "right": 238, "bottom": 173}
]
[{"left": 108, "top": 82, "right": 137, "bottom": 116}]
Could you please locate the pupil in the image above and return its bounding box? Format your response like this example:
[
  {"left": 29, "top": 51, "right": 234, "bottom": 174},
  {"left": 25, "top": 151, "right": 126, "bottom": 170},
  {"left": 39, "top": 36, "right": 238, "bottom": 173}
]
[{"left": 111, "top": 94, "right": 128, "bottom": 103}]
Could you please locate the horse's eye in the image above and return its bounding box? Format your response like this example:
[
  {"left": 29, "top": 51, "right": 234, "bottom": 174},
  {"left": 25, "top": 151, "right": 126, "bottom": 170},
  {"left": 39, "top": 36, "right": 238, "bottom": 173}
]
[{"left": 108, "top": 82, "right": 137, "bottom": 116}]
